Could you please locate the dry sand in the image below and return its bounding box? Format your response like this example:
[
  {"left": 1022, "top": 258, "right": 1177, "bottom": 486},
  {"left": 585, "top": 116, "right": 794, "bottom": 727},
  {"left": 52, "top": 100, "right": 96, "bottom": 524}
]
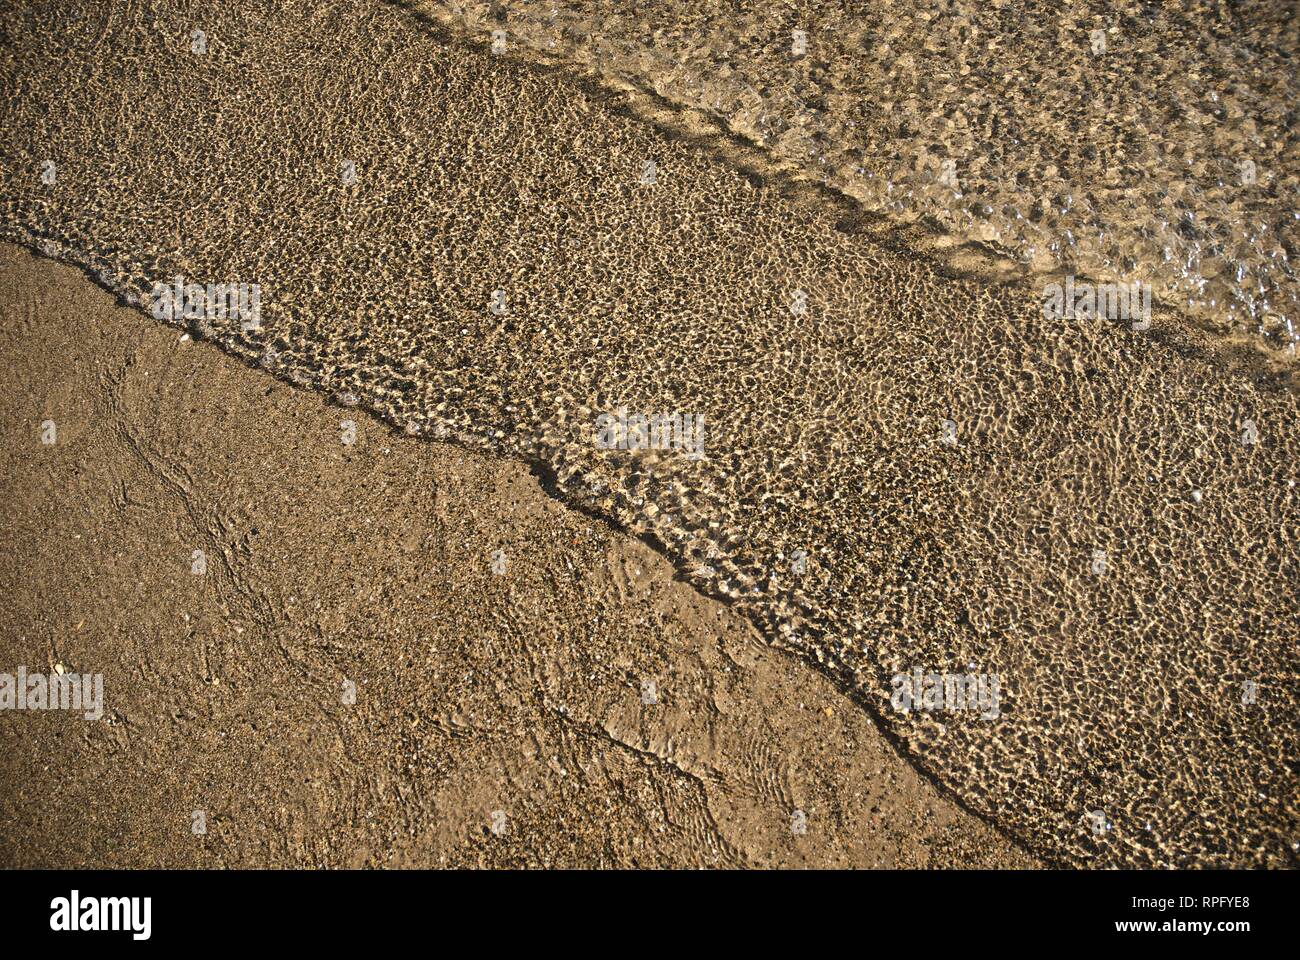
[
  {"left": 0, "top": 0, "right": 1297, "bottom": 868},
  {"left": 0, "top": 243, "right": 1035, "bottom": 868}
]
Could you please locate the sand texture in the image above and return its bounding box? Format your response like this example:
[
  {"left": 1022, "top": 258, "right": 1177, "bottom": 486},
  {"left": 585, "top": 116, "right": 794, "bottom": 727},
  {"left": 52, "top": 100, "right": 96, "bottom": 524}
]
[
  {"left": 1, "top": 1, "right": 1297, "bottom": 868},
  {"left": 0, "top": 243, "right": 1036, "bottom": 868}
]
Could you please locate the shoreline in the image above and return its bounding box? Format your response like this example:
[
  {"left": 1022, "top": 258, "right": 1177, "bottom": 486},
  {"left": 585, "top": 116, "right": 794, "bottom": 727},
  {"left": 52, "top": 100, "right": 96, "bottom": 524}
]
[
  {"left": 0, "top": 242, "right": 1038, "bottom": 867},
  {"left": 2, "top": 0, "right": 1296, "bottom": 868}
]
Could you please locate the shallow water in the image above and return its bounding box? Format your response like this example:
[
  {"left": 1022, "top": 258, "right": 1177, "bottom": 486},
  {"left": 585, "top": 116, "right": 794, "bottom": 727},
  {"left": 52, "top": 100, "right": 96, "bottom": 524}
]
[
  {"left": 416, "top": 0, "right": 1300, "bottom": 357},
  {"left": 2, "top": 0, "right": 1297, "bottom": 867}
]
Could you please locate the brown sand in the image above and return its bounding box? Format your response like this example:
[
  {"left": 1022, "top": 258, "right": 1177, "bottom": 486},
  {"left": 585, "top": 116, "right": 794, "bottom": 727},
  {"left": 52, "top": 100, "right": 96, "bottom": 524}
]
[
  {"left": 1, "top": 0, "right": 1297, "bottom": 868},
  {"left": 0, "top": 243, "right": 1035, "bottom": 868}
]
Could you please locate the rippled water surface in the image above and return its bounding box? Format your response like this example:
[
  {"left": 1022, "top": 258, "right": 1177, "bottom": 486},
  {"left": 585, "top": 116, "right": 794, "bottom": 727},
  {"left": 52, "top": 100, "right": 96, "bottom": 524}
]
[{"left": 417, "top": 0, "right": 1300, "bottom": 355}]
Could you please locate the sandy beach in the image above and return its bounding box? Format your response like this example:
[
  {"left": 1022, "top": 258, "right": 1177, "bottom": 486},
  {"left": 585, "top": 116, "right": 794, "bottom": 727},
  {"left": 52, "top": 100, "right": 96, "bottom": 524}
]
[
  {"left": 0, "top": 243, "right": 1034, "bottom": 867},
  {"left": 1, "top": 0, "right": 1297, "bottom": 869}
]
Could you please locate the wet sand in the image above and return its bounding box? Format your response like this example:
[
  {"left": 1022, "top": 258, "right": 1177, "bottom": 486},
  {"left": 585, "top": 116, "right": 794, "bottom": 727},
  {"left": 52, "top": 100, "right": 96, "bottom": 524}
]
[
  {"left": 0, "top": 0, "right": 1297, "bottom": 868},
  {"left": 0, "top": 243, "right": 1035, "bottom": 868}
]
